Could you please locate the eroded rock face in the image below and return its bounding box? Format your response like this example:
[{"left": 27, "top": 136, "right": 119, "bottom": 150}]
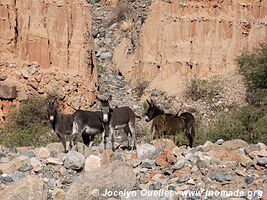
[
  {"left": 0, "top": 0, "right": 97, "bottom": 112},
  {"left": 113, "top": 0, "right": 267, "bottom": 99}
]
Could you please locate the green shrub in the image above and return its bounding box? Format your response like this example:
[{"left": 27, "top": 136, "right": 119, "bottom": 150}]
[
  {"left": 196, "top": 106, "right": 267, "bottom": 145},
  {"left": 187, "top": 79, "right": 221, "bottom": 101},
  {"left": 237, "top": 44, "right": 267, "bottom": 105},
  {"left": 0, "top": 94, "right": 60, "bottom": 147},
  {"left": 97, "top": 64, "right": 105, "bottom": 74}
]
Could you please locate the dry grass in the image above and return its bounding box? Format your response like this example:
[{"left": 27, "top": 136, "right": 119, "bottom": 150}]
[{"left": 121, "top": 18, "right": 134, "bottom": 32}]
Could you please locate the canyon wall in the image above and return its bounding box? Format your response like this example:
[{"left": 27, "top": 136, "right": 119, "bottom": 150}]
[
  {"left": 114, "top": 0, "right": 267, "bottom": 99},
  {"left": 0, "top": 0, "right": 97, "bottom": 120}
]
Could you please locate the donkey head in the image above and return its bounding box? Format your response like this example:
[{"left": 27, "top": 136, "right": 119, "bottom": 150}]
[
  {"left": 97, "top": 95, "right": 112, "bottom": 123},
  {"left": 47, "top": 101, "right": 57, "bottom": 122},
  {"left": 145, "top": 99, "right": 162, "bottom": 122}
]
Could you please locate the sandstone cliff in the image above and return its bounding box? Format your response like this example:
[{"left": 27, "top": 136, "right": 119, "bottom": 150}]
[
  {"left": 0, "top": 0, "right": 97, "bottom": 120},
  {"left": 113, "top": 0, "right": 267, "bottom": 102}
]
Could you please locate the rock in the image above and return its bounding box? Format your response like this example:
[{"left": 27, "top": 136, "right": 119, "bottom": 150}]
[
  {"left": 172, "top": 158, "right": 187, "bottom": 170},
  {"left": 64, "top": 151, "right": 85, "bottom": 170},
  {"left": 149, "top": 181, "right": 162, "bottom": 190},
  {"left": 207, "top": 150, "right": 241, "bottom": 163},
  {"left": 27, "top": 64, "right": 39, "bottom": 75},
  {"left": 214, "top": 174, "right": 225, "bottom": 182},
  {"left": 172, "top": 146, "right": 187, "bottom": 157},
  {"left": 18, "top": 163, "right": 31, "bottom": 172},
  {"left": 30, "top": 157, "right": 42, "bottom": 168},
  {"left": 0, "top": 155, "right": 29, "bottom": 174},
  {"left": 46, "top": 143, "right": 65, "bottom": 156},
  {"left": 240, "top": 154, "right": 253, "bottom": 167},
  {"left": 0, "top": 75, "right": 7, "bottom": 81},
  {"left": 132, "top": 160, "right": 142, "bottom": 168},
  {"left": 196, "top": 159, "right": 207, "bottom": 169},
  {"left": 235, "top": 169, "right": 247, "bottom": 177},
  {"left": 257, "top": 157, "right": 267, "bottom": 166},
  {"left": 11, "top": 171, "right": 24, "bottom": 182},
  {"left": 3, "top": 175, "right": 13, "bottom": 183},
  {"left": 100, "top": 52, "right": 112, "bottom": 60},
  {"left": 84, "top": 155, "right": 101, "bottom": 172},
  {"left": 0, "top": 83, "right": 17, "bottom": 99},
  {"left": 257, "top": 149, "right": 267, "bottom": 157},
  {"left": 101, "top": 149, "right": 116, "bottom": 165},
  {"left": 224, "top": 174, "right": 234, "bottom": 181},
  {"left": 155, "top": 149, "right": 176, "bottom": 168},
  {"left": 151, "top": 139, "right": 176, "bottom": 151},
  {"left": 0, "top": 163, "right": 15, "bottom": 174},
  {"left": 141, "top": 159, "right": 154, "bottom": 169},
  {"left": 184, "top": 153, "right": 199, "bottom": 164},
  {"left": 177, "top": 174, "right": 190, "bottom": 183},
  {"left": 21, "top": 151, "right": 35, "bottom": 158},
  {"left": 215, "top": 139, "right": 224, "bottom": 145},
  {"left": 35, "top": 147, "right": 50, "bottom": 159},
  {"left": 168, "top": 185, "right": 176, "bottom": 190},
  {"left": 0, "top": 175, "right": 47, "bottom": 199},
  {"left": 136, "top": 143, "right": 157, "bottom": 160},
  {"left": 244, "top": 176, "right": 254, "bottom": 184},
  {"left": 222, "top": 139, "right": 248, "bottom": 151},
  {"left": 52, "top": 188, "right": 65, "bottom": 200},
  {"left": 244, "top": 144, "right": 261, "bottom": 154},
  {"left": 65, "top": 161, "right": 136, "bottom": 200},
  {"left": 203, "top": 142, "right": 223, "bottom": 152},
  {"left": 46, "top": 158, "right": 64, "bottom": 165},
  {"left": 71, "top": 142, "right": 92, "bottom": 157}
]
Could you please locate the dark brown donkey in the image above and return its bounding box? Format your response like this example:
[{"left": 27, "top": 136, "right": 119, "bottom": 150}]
[
  {"left": 98, "top": 95, "right": 139, "bottom": 151},
  {"left": 145, "top": 99, "right": 195, "bottom": 147},
  {"left": 47, "top": 101, "right": 73, "bottom": 153}
]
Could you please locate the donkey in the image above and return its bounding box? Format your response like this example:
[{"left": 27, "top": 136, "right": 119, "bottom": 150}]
[
  {"left": 98, "top": 95, "right": 139, "bottom": 151},
  {"left": 47, "top": 101, "right": 73, "bottom": 153},
  {"left": 145, "top": 99, "right": 195, "bottom": 147},
  {"left": 71, "top": 109, "right": 104, "bottom": 149}
]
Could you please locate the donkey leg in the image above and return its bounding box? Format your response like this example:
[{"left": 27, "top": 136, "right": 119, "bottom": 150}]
[
  {"left": 123, "top": 126, "right": 131, "bottom": 150},
  {"left": 57, "top": 133, "right": 67, "bottom": 153},
  {"left": 82, "top": 133, "right": 90, "bottom": 146},
  {"left": 128, "top": 123, "right": 136, "bottom": 150},
  {"left": 88, "top": 135, "right": 95, "bottom": 148},
  {"left": 109, "top": 128, "right": 116, "bottom": 151},
  {"left": 185, "top": 128, "right": 194, "bottom": 148},
  {"left": 188, "top": 126, "right": 195, "bottom": 148}
]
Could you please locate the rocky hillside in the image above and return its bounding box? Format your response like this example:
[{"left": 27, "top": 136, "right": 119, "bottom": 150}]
[{"left": 0, "top": 139, "right": 267, "bottom": 199}]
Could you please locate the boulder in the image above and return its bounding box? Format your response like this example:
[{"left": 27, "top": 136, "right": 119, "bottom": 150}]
[
  {"left": 65, "top": 161, "right": 136, "bottom": 200},
  {"left": 0, "top": 83, "right": 17, "bottom": 99},
  {"left": 0, "top": 175, "right": 46, "bottom": 199},
  {"left": 35, "top": 147, "right": 50, "bottom": 159},
  {"left": 64, "top": 151, "right": 85, "bottom": 170},
  {"left": 84, "top": 155, "right": 102, "bottom": 172},
  {"left": 222, "top": 139, "right": 248, "bottom": 151},
  {"left": 136, "top": 143, "right": 157, "bottom": 160}
]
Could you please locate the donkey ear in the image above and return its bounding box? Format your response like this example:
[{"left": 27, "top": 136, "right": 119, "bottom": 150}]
[
  {"left": 146, "top": 99, "right": 151, "bottom": 106},
  {"left": 109, "top": 108, "right": 114, "bottom": 112},
  {"left": 150, "top": 99, "right": 155, "bottom": 105},
  {"left": 107, "top": 95, "right": 112, "bottom": 101},
  {"left": 96, "top": 95, "right": 101, "bottom": 101}
]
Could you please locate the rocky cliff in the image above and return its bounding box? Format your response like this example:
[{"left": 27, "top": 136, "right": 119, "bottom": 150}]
[
  {"left": 0, "top": 0, "right": 97, "bottom": 120},
  {"left": 113, "top": 0, "right": 267, "bottom": 101}
]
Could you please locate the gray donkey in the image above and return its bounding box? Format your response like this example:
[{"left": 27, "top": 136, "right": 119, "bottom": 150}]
[
  {"left": 47, "top": 101, "right": 73, "bottom": 153},
  {"left": 98, "top": 95, "right": 140, "bottom": 151}
]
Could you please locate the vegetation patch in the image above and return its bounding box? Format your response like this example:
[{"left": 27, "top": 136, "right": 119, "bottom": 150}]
[
  {"left": 187, "top": 79, "right": 221, "bottom": 101},
  {"left": 0, "top": 93, "right": 60, "bottom": 147},
  {"left": 237, "top": 44, "right": 267, "bottom": 105}
]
